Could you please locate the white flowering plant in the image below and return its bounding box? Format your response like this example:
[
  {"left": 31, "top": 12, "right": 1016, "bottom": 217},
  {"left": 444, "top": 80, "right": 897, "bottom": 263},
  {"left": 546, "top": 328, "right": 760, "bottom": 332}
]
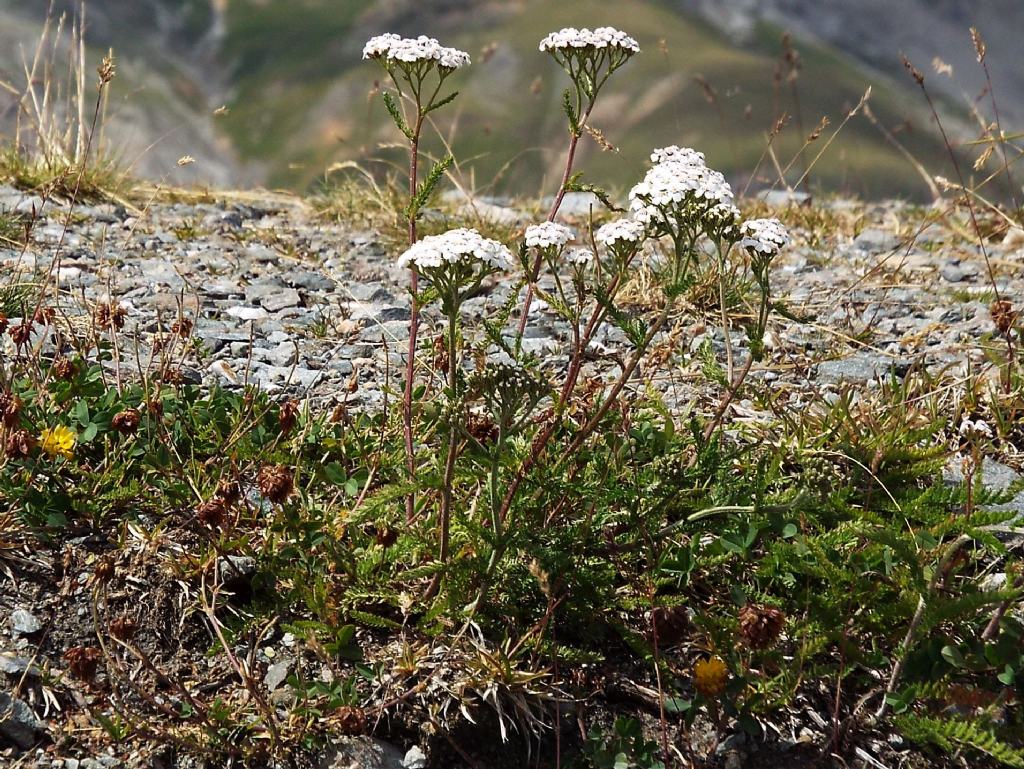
[
  {"left": 364, "top": 31, "right": 471, "bottom": 525},
  {"left": 359, "top": 26, "right": 797, "bottom": 620}
]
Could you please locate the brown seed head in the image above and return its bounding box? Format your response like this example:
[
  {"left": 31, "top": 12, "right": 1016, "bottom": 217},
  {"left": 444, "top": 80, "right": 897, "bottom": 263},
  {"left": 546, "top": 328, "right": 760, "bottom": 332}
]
[
  {"left": 902, "top": 54, "right": 925, "bottom": 86},
  {"left": 9, "top": 322, "right": 32, "bottom": 346},
  {"left": 0, "top": 313, "right": 7, "bottom": 333},
  {"left": 109, "top": 615, "right": 138, "bottom": 642},
  {"left": 97, "top": 52, "right": 116, "bottom": 86},
  {"left": 738, "top": 604, "right": 786, "bottom": 650},
  {"left": 34, "top": 306, "right": 56, "bottom": 325},
  {"left": 990, "top": 299, "right": 1018, "bottom": 336},
  {"left": 466, "top": 413, "right": 499, "bottom": 446},
  {"left": 278, "top": 400, "right": 300, "bottom": 434},
  {"left": 111, "top": 408, "right": 141, "bottom": 435},
  {"left": 970, "top": 27, "right": 987, "bottom": 64},
  {"left": 651, "top": 605, "right": 691, "bottom": 647},
  {"left": 336, "top": 706, "right": 368, "bottom": 736},
  {"left": 196, "top": 497, "right": 228, "bottom": 529},
  {"left": 95, "top": 302, "right": 128, "bottom": 330},
  {"left": 5, "top": 429, "right": 36, "bottom": 459},
  {"left": 0, "top": 391, "right": 21, "bottom": 427},
  {"left": 257, "top": 464, "right": 294, "bottom": 504},
  {"left": 170, "top": 317, "right": 194, "bottom": 338},
  {"left": 64, "top": 646, "right": 102, "bottom": 681},
  {"left": 93, "top": 556, "right": 116, "bottom": 585},
  {"left": 52, "top": 356, "right": 78, "bottom": 380}
]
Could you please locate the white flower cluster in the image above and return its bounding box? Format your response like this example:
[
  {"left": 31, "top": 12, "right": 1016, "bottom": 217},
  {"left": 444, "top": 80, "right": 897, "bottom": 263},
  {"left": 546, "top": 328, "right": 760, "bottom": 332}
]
[
  {"left": 595, "top": 218, "right": 646, "bottom": 248},
  {"left": 363, "top": 34, "right": 470, "bottom": 70},
  {"left": 650, "top": 145, "right": 705, "bottom": 166},
  {"left": 739, "top": 218, "right": 790, "bottom": 256},
  {"left": 628, "top": 148, "right": 736, "bottom": 228},
  {"left": 525, "top": 222, "right": 574, "bottom": 250},
  {"left": 397, "top": 228, "right": 512, "bottom": 272},
  {"left": 564, "top": 247, "right": 594, "bottom": 266},
  {"left": 539, "top": 27, "right": 640, "bottom": 54}
]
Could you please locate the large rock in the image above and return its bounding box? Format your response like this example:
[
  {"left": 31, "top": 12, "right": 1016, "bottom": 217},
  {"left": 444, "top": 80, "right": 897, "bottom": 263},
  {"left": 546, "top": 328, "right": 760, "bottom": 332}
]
[{"left": 319, "top": 737, "right": 404, "bottom": 769}]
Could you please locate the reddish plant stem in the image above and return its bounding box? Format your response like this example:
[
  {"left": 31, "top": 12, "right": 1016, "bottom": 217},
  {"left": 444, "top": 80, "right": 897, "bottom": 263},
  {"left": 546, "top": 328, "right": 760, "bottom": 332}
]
[
  {"left": 403, "top": 119, "right": 423, "bottom": 526},
  {"left": 517, "top": 106, "right": 594, "bottom": 344}
]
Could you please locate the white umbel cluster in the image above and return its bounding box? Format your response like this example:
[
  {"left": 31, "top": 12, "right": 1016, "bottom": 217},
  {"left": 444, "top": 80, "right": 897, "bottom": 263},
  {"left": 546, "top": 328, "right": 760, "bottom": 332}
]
[
  {"left": 595, "top": 219, "right": 646, "bottom": 248},
  {"left": 524, "top": 222, "right": 575, "bottom": 250},
  {"left": 628, "top": 148, "right": 736, "bottom": 228},
  {"left": 739, "top": 218, "right": 790, "bottom": 256},
  {"left": 539, "top": 27, "right": 640, "bottom": 54},
  {"left": 363, "top": 34, "right": 471, "bottom": 70},
  {"left": 397, "top": 228, "right": 513, "bottom": 272}
]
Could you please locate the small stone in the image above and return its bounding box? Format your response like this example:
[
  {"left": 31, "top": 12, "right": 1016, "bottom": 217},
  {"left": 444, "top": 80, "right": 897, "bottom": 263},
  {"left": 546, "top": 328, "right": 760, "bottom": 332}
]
[
  {"left": 226, "top": 306, "right": 270, "bottom": 321},
  {"left": 0, "top": 691, "right": 43, "bottom": 749},
  {"left": 0, "top": 653, "right": 40, "bottom": 677},
  {"left": 320, "top": 736, "right": 404, "bottom": 769},
  {"left": 853, "top": 228, "right": 900, "bottom": 253},
  {"left": 402, "top": 746, "right": 427, "bottom": 769},
  {"left": 260, "top": 289, "right": 302, "bottom": 313},
  {"left": 264, "top": 658, "right": 292, "bottom": 692},
  {"left": 10, "top": 608, "right": 42, "bottom": 636}
]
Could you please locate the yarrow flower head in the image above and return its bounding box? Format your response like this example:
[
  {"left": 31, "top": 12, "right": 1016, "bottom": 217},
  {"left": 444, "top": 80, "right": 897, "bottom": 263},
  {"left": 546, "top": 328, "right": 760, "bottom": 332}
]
[
  {"left": 564, "top": 247, "right": 594, "bottom": 266},
  {"left": 739, "top": 218, "right": 790, "bottom": 257},
  {"left": 650, "top": 145, "right": 706, "bottom": 166},
  {"left": 524, "top": 222, "right": 574, "bottom": 250},
  {"left": 539, "top": 27, "right": 640, "bottom": 54},
  {"left": 540, "top": 26, "right": 638, "bottom": 107},
  {"left": 595, "top": 218, "right": 646, "bottom": 248},
  {"left": 397, "top": 228, "right": 513, "bottom": 273},
  {"left": 363, "top": 34, "right": 470, "bottom": 70},
  {"left": 628, "top": 150, "right": 736, "bottom": 232}
]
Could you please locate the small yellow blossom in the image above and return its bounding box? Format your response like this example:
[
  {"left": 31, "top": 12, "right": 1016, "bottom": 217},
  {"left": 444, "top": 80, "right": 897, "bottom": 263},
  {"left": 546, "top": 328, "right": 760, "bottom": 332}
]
[
  {"left": 693, "top": 656, "right": 729, "bottom": 698},
  {"left": 40, "top": 425, "right": 76, "bottom": 459}
]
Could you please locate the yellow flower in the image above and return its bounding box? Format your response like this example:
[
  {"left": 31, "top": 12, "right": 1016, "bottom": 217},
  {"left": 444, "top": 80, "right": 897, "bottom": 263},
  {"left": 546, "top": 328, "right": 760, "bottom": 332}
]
[
  {"left": 40, "top": 425, "right": 76, "bottom": 459},
  {"left": 693, "top": 656, "right": 729, "bottom": 698}
]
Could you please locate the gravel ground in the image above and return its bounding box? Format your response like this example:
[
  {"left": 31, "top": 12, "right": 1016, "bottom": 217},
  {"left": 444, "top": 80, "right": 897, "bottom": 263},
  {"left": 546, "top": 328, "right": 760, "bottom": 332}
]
[{"left": 3, "top": 182, "right": 1024, "bottom": 767}]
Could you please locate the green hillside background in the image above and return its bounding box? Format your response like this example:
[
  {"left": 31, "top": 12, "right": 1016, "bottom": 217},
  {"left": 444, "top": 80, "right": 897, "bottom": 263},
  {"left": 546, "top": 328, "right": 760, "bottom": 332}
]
[{"left": 1, "top": 0, "right": 988, "bottom": 200}]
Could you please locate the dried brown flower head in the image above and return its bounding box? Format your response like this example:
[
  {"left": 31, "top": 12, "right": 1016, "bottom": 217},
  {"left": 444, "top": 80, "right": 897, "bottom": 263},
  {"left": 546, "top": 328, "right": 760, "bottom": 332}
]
[
  {"left": 93, "top": 556, "right": 116, "bottom": 585},
  {"left": 9, "top": 322, "right": 33, "bottom": 346},
  {"left": 257, "top": 464, "right": 294, "bottom": 504},
  {"left": 64, "top": 646, "right": 102, "bottom": 681},
  {"left": 0, "top": 313, "right": 7, "bottom": 333},
  {"left": 160, "top": 367, "right": 185, "bottom": 385},
  {"left": 466, "top": 413, "right": 498, "bottom": 446},
  {"left": 738, "top": 604, "right": 785, "bottom": 650},
  {"left": 146, "top": 397, "right": 165, "bottom": 417},
  {"left": 51, "top": 356, "right": 78, "bottom": 380},
  {"left": 278, "top": 400, "right": 300, "bottom": 434},
  {"left": 95, "top": 302, "right": 128, "bottom": 330},
  {"left": 170, "top": 317, "right": 194, "bottom": 338},
  {"left": 0, "top": 391, "right": 21, "bottom": 427},
  {"left": 336, "top": 706, "right": 368, "bottom": 736},
  {"left": 109, "top": 615, "right": 138, "bottom": 643},
  {"left": 651, "top": 605, "right": 690, "bottom": 647},
  {"left": 111, "top": 408, "right": 141, "bottom": 435},
  {"left": 217, "top": 478, "right": 242, "bottom": 504},
  {"left": 34, "top": 306, "right": 56, "bottom": 324},
  {"left": 990, "top": 299, "right": 1018, "bottom": 336},
  {"left": 196, "top": 497, "right": 228, "bottom": 529},
  {"left": 5, "top": 429, "right": 36, "bottom": 459}
]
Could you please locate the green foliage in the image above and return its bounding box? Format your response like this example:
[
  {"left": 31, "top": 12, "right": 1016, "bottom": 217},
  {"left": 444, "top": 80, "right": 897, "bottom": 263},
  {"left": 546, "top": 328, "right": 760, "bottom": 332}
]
[
  {"left": 895, "top": 714, "right": 1024, "bottom": 767},
  {"left": 581, "top": 718, "right": 666, "bottom": 769}
]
